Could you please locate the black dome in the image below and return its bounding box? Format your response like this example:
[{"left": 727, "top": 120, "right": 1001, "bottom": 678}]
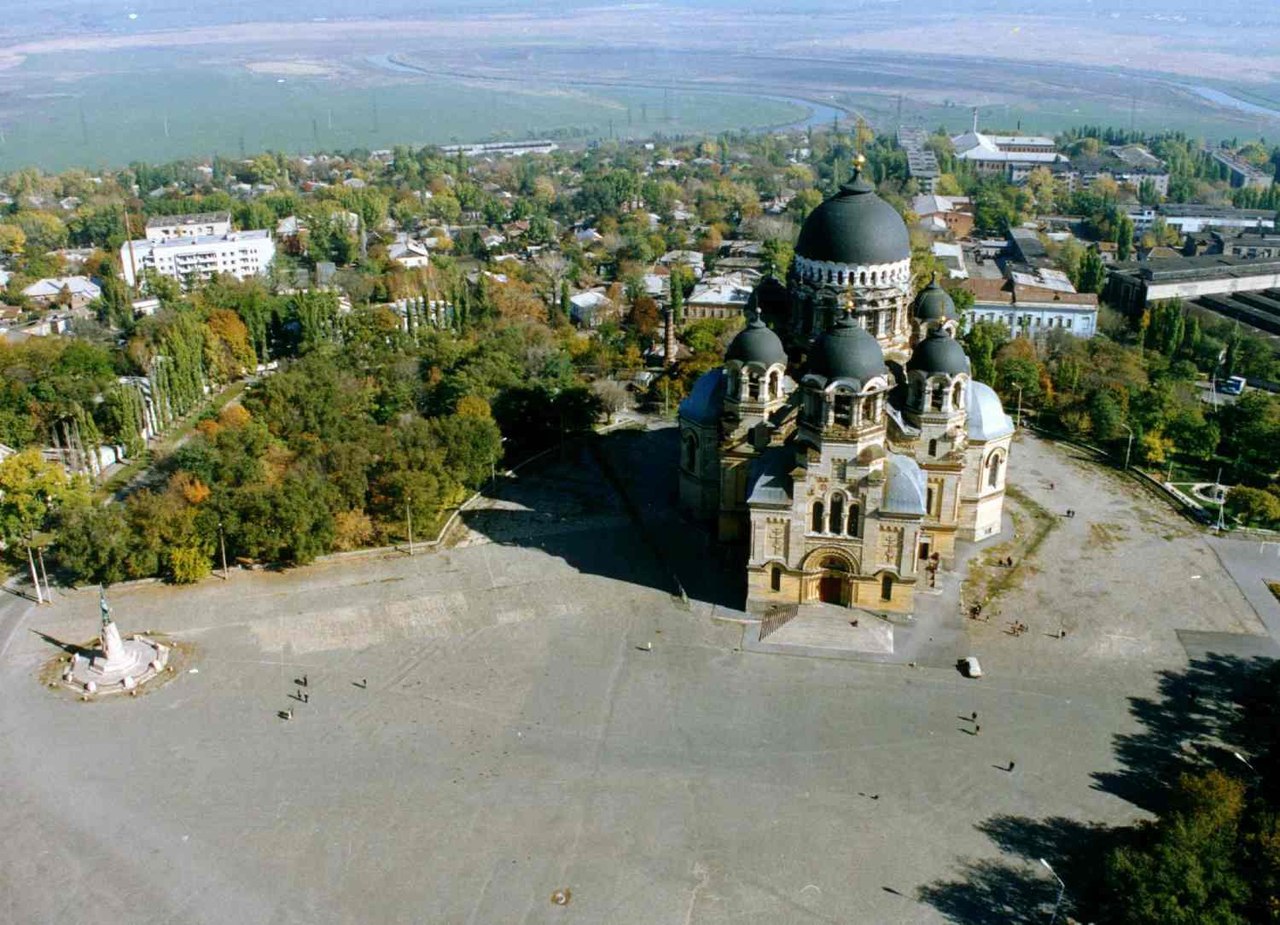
[
  {"left": 908, "top": 329, "right": 970, "bottom": 376},
  {"left": 810, "top": 312, "right": 888, "bottom": 383},
  {"left": 726, "top": 311, "right": 786, "bottom": 366},
  {"left": 913, "top": 276, "right": 956, "bottom": 322},
  {"left": 795, "top": 169, "right": 911, "bottom": 267},
  {"left": 749, "top": 275, "right": 790, "bottom": 321}
]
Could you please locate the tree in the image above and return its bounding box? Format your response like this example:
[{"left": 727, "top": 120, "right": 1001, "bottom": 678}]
[
  {"left": 203, "top": 309, "right": 256, "bottom": 383},
  {"left": 1102, "top": 771, "right": 1250, "bottom": 925},
  {"left": 591, "top": 379, "right": 630, "bottom": 423},
  {"left": 627, "top": 294, "right": 660, "bottom": 338},
  {"left": 0, "top": 450, "right": 84, "bottom": 588},
  {"left": 1077, "top": 247, "right": 1106, "bottom": 294},
  {"left": 1227, "top": 486, "right": 1280, "bottom": 527},
  {"left": 54, "top": 502, "right": 132, "bottom": 586},
  {"left": 1115, "top": 213, "right": 1136, "bottom": 262}
]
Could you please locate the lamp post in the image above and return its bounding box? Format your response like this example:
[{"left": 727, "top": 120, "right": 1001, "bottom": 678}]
[
  {"left": 1119, "top": 422, "right": 1134, "bottom": 471},
  {"left": 1040, "top": 858, "right": 1065, "bottom": 925},
  {"left": 405, "top": 492, "right": 414, "bottom": 556},
  {"left": 218, "top": 519, "right": 229, "bottom": 580},
  {"left": 1014, "top": 385, "right": 1024, "bottom": 429}
]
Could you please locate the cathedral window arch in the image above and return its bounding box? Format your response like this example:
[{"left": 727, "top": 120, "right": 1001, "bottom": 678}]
[
  {"left": 951, "top": 381, "right": 965, "bottom": 410},
  {"left": 847, "top": 502, "right": 861, "bottom": 537},
  {"left": 770, "top": 565, "right": 783, "bottom": 592},
  {"left": 880, "top": 574, "right": 894, "bottom": 601},
  {"left": 862, "top": 396, "right": 877, "bottom": 422},
  {"left": 928, "top": 438, "right": 938, "bottom": 457},
  {"left": 860, "top": 271, "right": 866, "bottom": 285},
  {"left": 987, "top": 452, "right": 1005, "bottom": 488},
  {"left": 930, "top": 382, "right": 946, "bottom": 412},
  {"left": 767, "top": 369, "right": 782, "bottom": 400},
  {"left": 837, "top": 270, "right": 845, "bottom": 285},
  {"left": 829, "top": 493, "right": 844, "bottom": 534},
  {"left": 812, "top": 501, "right": 825, "bottom": 533}
]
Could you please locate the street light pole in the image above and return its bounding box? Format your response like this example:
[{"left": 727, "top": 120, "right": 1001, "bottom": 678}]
[
  {"left": 1119, "top": 422, "right": 1134, "bottom": 471},
  {"left": 406, "top": 493, "right": 414, "bottom": 556},
  {"left": 26, "top": 542, "right": 43, "bottom": 605},
  {"left": 1040, "top": 858, "right": 1065, "bottom": 925},
  {"left": 218, "top": 520, "right": 229, "bottom": 580},
  {"left": 1015, "top": 385, "right": 1023, "bottom": 429}
]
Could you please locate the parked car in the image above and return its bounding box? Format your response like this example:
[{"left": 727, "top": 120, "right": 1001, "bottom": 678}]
[{"left": 958, "top": 656, "right": 983, "bottom": 678}]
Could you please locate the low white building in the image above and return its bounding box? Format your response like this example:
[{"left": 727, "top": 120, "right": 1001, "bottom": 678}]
[
  {"left": 388, "top": 236, "right": 431, "bottom": 269},
  {"left": 121, "top": 229, "right": 275, "bottom": 289},
  {"left": 22, "top": 276, "right": 101, "bottom": 307},
  {"left": 962, "top": 278, "right": 1098, "bottom": 338}
]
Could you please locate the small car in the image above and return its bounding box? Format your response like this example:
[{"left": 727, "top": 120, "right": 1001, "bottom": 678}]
[{"left": 958, "top": 656, "right": 983, "bottom": 678}]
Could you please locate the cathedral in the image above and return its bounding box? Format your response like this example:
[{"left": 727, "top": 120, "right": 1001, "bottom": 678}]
[{"left": 677, "top": 163, "right": 1014, "bottom": 616}]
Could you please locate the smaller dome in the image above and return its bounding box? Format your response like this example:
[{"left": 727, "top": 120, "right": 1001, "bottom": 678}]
[
  {"left": 967, "top": 381, "right": 1014, "bottom": 441},
  {"left": 908, "top": 329, "right": 970, "bottom": 376},
  {"left": 749, "top": 276, "right": 790, "bottom": 326},
  {"left": 679, "top": 369, "right": 726, "bottom": 425},
  {"left": 726, "top": 309, "right": 786, "bottom": 367},
  {"left": 913, "top": 276, "right": 956, "bottom": 322},
  {"left": 810, "top": 311, "right": 889, "bottom": 383}
]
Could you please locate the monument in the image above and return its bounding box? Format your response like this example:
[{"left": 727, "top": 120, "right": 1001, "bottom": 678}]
[{"left": 62, "top": 587, "right": 170, "bottom": 695}]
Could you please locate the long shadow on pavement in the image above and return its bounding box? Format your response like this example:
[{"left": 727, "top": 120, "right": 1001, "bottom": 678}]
[
  {"left": 460, "top": 428, "right": 746, "bottom": 612},
  {"left": 917, "top": 653, "right": 1277, "bottom": 923}
]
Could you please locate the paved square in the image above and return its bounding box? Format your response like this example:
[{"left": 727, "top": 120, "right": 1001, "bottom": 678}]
[{"left": 0, "top": 431, "right": 1268, "bottom": 924}]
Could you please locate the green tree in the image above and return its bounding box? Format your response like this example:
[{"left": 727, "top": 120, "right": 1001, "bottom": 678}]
[{"left": 54, "top": 502, "right": 133, "bottom": 586}]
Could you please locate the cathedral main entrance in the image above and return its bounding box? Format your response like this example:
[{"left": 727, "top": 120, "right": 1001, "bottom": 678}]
[{"left": 818, "top": 557, "right": 850, "bottom": 606}]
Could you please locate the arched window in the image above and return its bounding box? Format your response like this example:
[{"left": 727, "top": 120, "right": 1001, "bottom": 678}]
[
  {"left": 928, "top": 438, "right": 938, "bottom": 457},
  {"left": 768, "top": 369, "right": 781, "bottom": 399},
  {"left": 931, "top": 384, "right": 946, "bottom": 411},
  {"left": 952, "top": 381, "right": 964, "bottom": 410},
  {"left": 747, "top": 371, "right": 761, "bottom": 400},
  {"left": 812, "top": 501, "right": 825, "bottom": 533},
  {"left": 837, "top": 270, "right": 845, "bottom": 285},
  {"left": 829, "top": 494, "right": 844, "bottom": 534},
  {"left": 847, "top": 502, "right": 861, "bottom": 537},
  {"left": 880, "top": 574, "right": 894, "bottom": 601},
  {"left": 860, "top": 271, "right": 867, "bottom": 285},
  {"left": 771, "top": 565, "right": 782, "bottom": 592},
  {"left": 862, "top": 396, "right": 877, "bottom": 422},
  {"left": 987, "top": 453, "right": 1003, "bottom": 488},
  {"left": 833, "top": 391, "right": 854, "bottom": 426},
  {"left": 682, "top": 434, "right": 698, "bottom": 471}
]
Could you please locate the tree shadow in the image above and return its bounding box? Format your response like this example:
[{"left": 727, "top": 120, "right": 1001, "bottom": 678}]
[
  {"left": 1092, "top": 653, "right": 1271, "bottom": 814},
  {"left": 919, "top": 652, "right": 1277, "bottom": 923},
  {"left": 459, "top": 427, "right": 746, "bottom": 611}
]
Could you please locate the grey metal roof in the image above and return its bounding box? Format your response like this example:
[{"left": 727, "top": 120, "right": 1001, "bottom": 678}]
[
  {"left": 726, "top": 311, "right": 786, "bottom": 366},
  {"left": 966, "top": 381, "right": 1014, "bottom": 441},
  {"left": 808, "top": 311, "right": 888, "bottom": 384},
  {"left": 907, "top": 329, "right": 970, "bottom": 376},
  {"left": 913, "top": 277, "right": 956, "bottom": 322},
  {"left": 679, "top": 369, "right": 726, "bottom": 425},
  {"left": 747, "top": 447, "right": 794, "bottom": 507},
  {"left": 882, "top": 454, "right": 927, "bottom": 516},
  {"left": 795, "top": 169, "right": 910, "bottom": 267}
]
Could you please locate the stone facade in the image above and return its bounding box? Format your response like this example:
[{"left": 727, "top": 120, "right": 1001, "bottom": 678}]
[{"left": 677, "top": 170, "right": 1015, "bottom": 616}]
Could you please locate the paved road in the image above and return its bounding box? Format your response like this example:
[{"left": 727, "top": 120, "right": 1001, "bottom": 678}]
[{"left": 0, "top": 433, "right": 1266, "bottom": 924}]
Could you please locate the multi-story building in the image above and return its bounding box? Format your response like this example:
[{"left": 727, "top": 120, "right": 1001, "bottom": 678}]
[{"left": 121, "top": 214, "right": 275, "bottom": 289}]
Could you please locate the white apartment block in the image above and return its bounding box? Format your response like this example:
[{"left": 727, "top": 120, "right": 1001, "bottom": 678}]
[{"left": 122, "top": 223, "right": 275, "bottom": 289}]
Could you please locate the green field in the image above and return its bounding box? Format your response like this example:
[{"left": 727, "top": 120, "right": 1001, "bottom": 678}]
[{"left": 0, "top": 54, "right": 805, "bottom": 172}]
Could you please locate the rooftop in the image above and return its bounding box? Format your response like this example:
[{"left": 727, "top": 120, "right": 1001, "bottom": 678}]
[
  {"left": 1110, "top": 253, "right": 1280, "bottom": 283},
  {"left": 146, "top": 211, "right": 230, "bottom": 228}
]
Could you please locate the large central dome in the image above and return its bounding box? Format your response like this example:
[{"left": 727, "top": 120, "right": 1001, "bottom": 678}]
[{"left": 795, "top": 169, "right": 911, "bottom": 267}]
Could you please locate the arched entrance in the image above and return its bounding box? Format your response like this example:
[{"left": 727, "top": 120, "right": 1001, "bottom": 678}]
[{"left": 818, "top": 556, "right": 850, "bottom": 606}]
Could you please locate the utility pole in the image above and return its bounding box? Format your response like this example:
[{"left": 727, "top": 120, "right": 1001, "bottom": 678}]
[
  {"left": 37, "top": 544, "right": 50, "bottom": 604},
  {"left": 218, "top": 519, "right": 229, "bottom": 580},
  {"left": 406, "top": 493, "right": 414, "bottom": 556},
  {"left": 26, "top": 543, "right": 43, "bottom": 605}
]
